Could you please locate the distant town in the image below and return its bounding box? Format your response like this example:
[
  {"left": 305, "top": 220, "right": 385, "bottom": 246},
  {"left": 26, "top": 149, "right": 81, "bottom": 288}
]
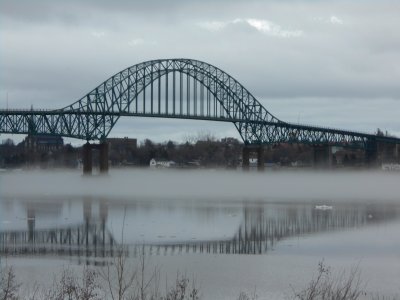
[{"left": 1, "top": 132, "right": 398, "bottom": 171}]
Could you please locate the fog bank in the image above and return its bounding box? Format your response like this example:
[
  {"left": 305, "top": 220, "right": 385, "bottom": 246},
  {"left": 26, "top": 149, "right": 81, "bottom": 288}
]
[{"left": 1, "top": 169, "right": 398, "bottom": 203}]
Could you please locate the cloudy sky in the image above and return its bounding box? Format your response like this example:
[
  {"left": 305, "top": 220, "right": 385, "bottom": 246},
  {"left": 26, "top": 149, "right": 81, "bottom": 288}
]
[{"left": 1, "top": 0, "right": 399, "bottom": 144}]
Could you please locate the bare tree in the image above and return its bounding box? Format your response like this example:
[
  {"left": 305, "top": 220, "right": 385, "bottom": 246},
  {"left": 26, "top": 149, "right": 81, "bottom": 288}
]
[
  {"left": 161, "top": 273, "right": 200, "bottom": 300},
  {"left": 100, "top": 248, "right": 137, "bottom": 300},
  {"left": 40, "top": 267, "right": 100, "bottom": 300},
  {"left": 76, "top": 268, "right": 101, "bottom": 300},
  {"left": 135, "top": 246, "right": 160, "bottom": 300},
  {"left": 0, "top": 266, "right": 21, "bottom": 300},
  {"left": 293, "top": 261, "right": 365, "bottom": 300},
  {"left": 236, "top": 287, "right": 258, "bottom": 300},
  {"left": 99, "top": 207, "right": 137, "bottom": 300}
]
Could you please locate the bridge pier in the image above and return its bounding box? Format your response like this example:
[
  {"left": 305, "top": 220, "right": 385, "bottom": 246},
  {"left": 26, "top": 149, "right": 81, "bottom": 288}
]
[
  {"left": 82, "top": 142, "right": 93, "bottom": 175},
  {"left": 365, "top": 139, "right": 378, "bottom": 167},
  {"left": 99, "top": 142, "right": 109, "bottom": 174},
  {"left": 242, "top": 147, "right": 250, "bottom": 171},
  {"left": 376, "top": 141, "right": 400, "bottom": 164},
  {"left": 82, "top": 142, "right": 109, "bottom": 175},
  {"left": 242, "top": 146, "right": 264, "bottom": 171},
  {"left": 313, "top": 145, "right": 333, "bottom": 169},
  {"left": 257, "top": 146, "right": 264, "bottom": 171}
]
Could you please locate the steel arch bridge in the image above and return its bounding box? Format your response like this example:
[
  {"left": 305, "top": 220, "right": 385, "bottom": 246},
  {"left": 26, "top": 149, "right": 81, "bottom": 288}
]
[{"left": 0, "top": 58, "right": 399, "bottom": 148}]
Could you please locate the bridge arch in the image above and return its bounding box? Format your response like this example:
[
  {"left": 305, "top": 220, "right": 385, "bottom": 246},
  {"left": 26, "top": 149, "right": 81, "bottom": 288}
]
[{"left": 62, "top": 59, "right": 282, "bottom": 143}]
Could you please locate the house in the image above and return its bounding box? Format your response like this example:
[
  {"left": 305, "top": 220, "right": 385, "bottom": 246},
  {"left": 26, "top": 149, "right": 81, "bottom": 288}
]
[
  {"left": 382, "top": 163, "right": 400, "bottom": 171},
  {"left": 149, "top": 158, "right": 176, "bottom": 168}
]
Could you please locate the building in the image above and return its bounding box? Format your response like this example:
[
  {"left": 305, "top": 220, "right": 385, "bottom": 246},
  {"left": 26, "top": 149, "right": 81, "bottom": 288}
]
[
  {"left": 149, "top": 158, "right": 176, "bottom": 168},
  {"left": 382, "top": 163, "right": 400, "bottom": 171},
  {"left": 24, "top": 134, "right": 64, "bottom": 153}
]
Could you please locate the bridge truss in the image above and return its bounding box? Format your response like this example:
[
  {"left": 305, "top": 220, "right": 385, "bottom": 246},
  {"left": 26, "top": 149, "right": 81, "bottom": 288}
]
[{"left": 0, "top": 59, "right": 399, "bottom": 148}]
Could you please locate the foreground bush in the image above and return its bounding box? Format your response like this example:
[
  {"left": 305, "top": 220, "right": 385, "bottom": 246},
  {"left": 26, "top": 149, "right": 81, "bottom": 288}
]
[
  {"left": 1, "top": 266, "right": 20, "bottom": 300},
  {"left": 1, "top": 248, "right": 199, "bottom": 300},
  {"left": 1, "top": 260, "right": 398, "bottom": 300},
  {"left": 292, "top": 261, "right": 365, "bottom": 300}
]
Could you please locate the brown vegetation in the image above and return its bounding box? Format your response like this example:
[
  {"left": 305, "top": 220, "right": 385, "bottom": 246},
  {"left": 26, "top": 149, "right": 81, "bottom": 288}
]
[
  {"left": 292, "top": 261, "right": 365, "bottom": 300},
  {"left": 2, "top": 260, "right": 399, "bottom": 300}
]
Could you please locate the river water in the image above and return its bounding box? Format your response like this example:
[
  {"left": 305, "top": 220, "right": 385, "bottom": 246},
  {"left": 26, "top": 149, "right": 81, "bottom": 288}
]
[{"left": 1, "top": 170, "right": 399, "bottom": 299}]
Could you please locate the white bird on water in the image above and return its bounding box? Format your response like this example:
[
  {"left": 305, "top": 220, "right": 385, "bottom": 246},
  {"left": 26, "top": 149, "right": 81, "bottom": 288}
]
[{"left": 315, "top": 205, "right": 333, "bottom": 210}]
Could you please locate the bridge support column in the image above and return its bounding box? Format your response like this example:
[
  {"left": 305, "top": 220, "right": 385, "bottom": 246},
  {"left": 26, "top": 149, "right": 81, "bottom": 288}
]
[
  {"left": 313, "top": 145, "right": 332, "bottom": 169},
  {"left": 365, "top": 139, "right": 378, "bottom": 167},
  {"left": 82, "top": 142, "right": 109, "bottom": 175},
  {"left": 257, "top": 146, "right": 264, "bottom": 171},
  {"left": 82, "top": 142, "right": 93, "bottom": 175},
  {"left": 375, "top": 141, "right": 400, "bottom": 164},
  {"left": 99, "top": 142, "right": 109, "bottom": 174},
  {"left": 242, "top": 147, "right": 250, "bottom": 171}
]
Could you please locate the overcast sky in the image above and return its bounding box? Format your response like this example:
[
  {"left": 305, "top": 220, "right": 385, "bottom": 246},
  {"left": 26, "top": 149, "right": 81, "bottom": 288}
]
[{"left": 1, "top": 0, "right": 399, "bottom": 145}]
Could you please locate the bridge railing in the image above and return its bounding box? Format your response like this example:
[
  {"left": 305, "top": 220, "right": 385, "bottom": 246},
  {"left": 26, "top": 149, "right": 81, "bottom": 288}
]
[
  {"left": 285, "top": 121, "right": 374, "bottom": 137},
  {"left": 0, "top": 108, "right": 55, "bottom": 112},
  {"left": 1, "top": 108, "right": 399, "bottom": 143}
]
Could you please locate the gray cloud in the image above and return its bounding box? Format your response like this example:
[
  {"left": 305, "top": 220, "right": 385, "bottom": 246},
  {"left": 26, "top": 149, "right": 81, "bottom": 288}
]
[
  {"left": 0, "top": 0, "right": 399, "bottom": 143},
  {"left": 197, "top": 18, "right": 303, "bottom": 37}
]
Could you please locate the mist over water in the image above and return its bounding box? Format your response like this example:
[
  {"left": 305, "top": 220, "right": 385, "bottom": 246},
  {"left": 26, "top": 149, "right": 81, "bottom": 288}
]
[{"left": 1, "top": 169, "right": 399, "bottom": 203}]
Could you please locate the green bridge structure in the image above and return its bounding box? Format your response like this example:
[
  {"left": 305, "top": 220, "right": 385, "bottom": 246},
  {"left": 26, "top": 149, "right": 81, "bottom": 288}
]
[{"left": 1, "top": 59, "right": 399, "bottom": 173}]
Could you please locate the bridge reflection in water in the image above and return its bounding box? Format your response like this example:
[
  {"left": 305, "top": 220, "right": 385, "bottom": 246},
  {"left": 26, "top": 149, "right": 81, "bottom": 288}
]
[{"left": 1, "top": 198, "right": 398, "bottom": 261}]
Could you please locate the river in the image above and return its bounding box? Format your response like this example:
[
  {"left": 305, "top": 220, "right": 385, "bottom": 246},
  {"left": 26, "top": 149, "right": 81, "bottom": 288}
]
[{"left": 1, "top": 169, "right": 399, "bottom": 299}]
